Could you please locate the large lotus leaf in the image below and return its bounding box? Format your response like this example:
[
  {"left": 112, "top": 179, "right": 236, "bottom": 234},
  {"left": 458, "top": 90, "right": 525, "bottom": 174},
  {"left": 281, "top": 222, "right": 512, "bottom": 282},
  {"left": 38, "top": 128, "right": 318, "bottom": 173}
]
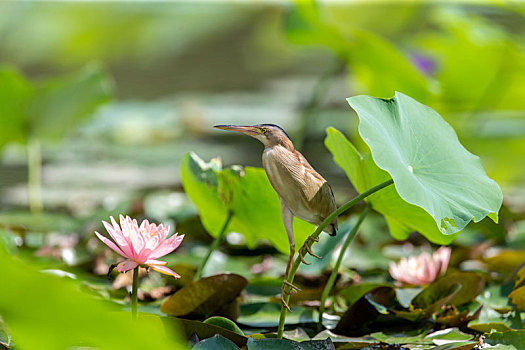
[
  {"left": 180, "top": 152, "right": 314, "bottom": 254},
  {"left": 325, "top": 127, "right": 457, "bottom": 244},
  {"left": 347, "top": 92, "right": 502, "bottom": 235}
]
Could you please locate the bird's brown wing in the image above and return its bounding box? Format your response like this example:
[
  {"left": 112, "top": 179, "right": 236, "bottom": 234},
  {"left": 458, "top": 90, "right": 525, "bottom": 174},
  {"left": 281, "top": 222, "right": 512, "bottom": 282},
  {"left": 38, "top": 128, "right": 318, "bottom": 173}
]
[
  {"left": 296, "top": 152, "right": 338, "bottom": 228},
  {"left": 263, "top": 146, "right": 337, "bottom": 230}
]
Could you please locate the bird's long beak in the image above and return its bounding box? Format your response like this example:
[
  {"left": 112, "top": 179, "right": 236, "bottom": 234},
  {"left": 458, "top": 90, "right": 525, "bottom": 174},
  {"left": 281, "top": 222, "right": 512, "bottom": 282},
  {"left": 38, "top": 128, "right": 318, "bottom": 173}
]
[{"left": 214, "top": 125, "right": 260, "bottom": 137}]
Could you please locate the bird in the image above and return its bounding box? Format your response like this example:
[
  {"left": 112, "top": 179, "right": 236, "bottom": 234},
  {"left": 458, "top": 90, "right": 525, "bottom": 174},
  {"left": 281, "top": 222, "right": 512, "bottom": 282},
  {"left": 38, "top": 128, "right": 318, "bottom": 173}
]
[{"left": 214, "top": 124, "right": 338, "bottom": 309}]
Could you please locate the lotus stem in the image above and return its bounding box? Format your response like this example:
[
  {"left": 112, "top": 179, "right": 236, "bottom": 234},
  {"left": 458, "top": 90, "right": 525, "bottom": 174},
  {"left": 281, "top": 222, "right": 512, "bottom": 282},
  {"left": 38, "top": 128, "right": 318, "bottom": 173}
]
[
  {"left": 131, "top": 266, "right": 139, "bottom": 320},
  {"left": 317, "top": 204, "right": 371, "bottom": 331},
  {"left": 195, "top": 210, "right": 233, "bottom": 280},
  {"left": 277, "top": 178, "right": 393, "bottom": 338}
]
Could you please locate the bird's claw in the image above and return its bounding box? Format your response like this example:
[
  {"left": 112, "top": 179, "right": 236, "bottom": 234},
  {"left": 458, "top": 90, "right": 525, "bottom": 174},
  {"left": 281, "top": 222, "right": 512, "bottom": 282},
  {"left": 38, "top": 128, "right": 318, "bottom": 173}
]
[
  {"left": 281, "top": 295, "right": 292, "bottom": 311},
  {"left": 281, "top": 281, "right": 300, "bottom": 312},
  {"left": 305, "top": 244, "right": 321, "bottom": 259},
  {"left": 299, "top": 252, "right": 311, "bottom": 265},
  {"left": 283, "top": 280, "right": 301, "bottom": 292},
  {"left": 298, "top": 236, "right": 321, "bottom": 263}
]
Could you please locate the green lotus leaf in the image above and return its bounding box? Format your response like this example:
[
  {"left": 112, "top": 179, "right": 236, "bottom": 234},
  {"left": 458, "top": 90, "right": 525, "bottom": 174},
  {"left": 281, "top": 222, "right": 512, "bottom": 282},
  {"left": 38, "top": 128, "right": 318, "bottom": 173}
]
[
  {"left": 347, "top": 92, "right": 502, "bottom": 235},
  {"left": 180, "top": 152, "right": 314, "bottom": 254},
  {"left": 325, "top": 127, "right": 457, "bottom": 244}
]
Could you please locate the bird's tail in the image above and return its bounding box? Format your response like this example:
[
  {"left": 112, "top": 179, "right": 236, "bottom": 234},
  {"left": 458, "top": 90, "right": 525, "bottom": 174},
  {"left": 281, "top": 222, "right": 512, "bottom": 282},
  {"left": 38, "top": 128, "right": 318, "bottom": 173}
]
[{"left": 327, "top": 222, "right": 338, "bottom": 237}]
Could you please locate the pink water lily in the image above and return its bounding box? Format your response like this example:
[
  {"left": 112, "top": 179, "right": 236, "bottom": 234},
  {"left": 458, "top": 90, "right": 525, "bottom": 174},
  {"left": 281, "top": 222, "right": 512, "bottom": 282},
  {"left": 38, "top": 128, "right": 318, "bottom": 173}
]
[
  {"left": 95, "top": 215, "right": 183, "bottom": 278},
  {"left": 389, "top": 246, "right": 451, "bottom": 286}
]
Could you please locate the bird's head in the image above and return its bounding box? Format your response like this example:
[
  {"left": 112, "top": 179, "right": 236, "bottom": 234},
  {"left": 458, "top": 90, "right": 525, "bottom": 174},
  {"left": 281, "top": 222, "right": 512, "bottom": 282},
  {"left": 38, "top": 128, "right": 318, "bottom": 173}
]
[{"left": 214, "top": 124, "right": 292, "bottom": 148}]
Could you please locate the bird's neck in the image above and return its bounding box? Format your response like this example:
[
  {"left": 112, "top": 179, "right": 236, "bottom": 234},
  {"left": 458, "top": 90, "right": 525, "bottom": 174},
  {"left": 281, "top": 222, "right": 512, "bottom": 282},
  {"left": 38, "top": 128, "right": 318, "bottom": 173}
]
[{"left": 266, "top": 138, "right": 295, "bottom": 152}]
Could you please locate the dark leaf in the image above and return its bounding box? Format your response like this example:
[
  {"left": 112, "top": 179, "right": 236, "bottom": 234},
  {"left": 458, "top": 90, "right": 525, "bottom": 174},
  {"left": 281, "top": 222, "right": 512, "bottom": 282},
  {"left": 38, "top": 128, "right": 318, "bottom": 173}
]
[
  {"left": 168, "top": 318, "right": 247, "bottom": 348},
  {"left": 160, "top": 273, "right": 247, "bottom": 318},
  {"left": 413, "top": 272, "right": 484, "bottom": 310}
]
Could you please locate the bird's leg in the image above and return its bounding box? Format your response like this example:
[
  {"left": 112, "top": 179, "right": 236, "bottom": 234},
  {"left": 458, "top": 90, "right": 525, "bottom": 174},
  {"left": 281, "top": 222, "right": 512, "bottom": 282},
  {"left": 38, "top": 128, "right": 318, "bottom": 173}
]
[{"left": 280, "top": 200, "right": 300, "bottom": 311}]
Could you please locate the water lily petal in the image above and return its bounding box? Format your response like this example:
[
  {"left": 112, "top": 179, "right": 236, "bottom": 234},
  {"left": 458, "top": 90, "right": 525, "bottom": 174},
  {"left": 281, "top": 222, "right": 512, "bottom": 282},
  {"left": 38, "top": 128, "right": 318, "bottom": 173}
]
[
  {"left": 149, "top": 234, "right": 184, "bottom": 259},
  {"left": 116, "top": 259, "right": 139, "bottom": 273},
  {"left": 145, "top": 259, "right": 168, "bottom": 266},
  {"left": 95, "top": 231, "right": 126, "bottom": 258},
  {"left": 151, "top": 265, "right": 180, "bottom": 278},
  {"left": 102, "top": 220, "right": 133, "bottom": 258}
]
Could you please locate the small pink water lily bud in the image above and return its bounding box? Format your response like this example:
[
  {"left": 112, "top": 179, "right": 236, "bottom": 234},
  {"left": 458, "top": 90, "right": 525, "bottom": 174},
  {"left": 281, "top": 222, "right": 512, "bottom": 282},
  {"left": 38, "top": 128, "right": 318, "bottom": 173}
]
[
  {"left": 389, "top": 246, "right": 451, "bottom": 286},
  {"left": 95, "top": 215, "right": 184, "bottom": 278}
]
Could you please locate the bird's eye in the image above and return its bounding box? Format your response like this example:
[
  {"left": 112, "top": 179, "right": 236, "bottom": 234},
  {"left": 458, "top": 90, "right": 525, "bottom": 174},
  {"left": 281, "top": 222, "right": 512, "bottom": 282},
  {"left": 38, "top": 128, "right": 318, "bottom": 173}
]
[{"left": 260, "top": 127, "right": 267, "bottom": 135}]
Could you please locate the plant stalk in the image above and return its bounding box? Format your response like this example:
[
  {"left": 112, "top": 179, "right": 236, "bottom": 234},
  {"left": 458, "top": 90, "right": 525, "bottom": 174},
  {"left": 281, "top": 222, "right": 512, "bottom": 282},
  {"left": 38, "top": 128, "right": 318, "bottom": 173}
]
[
  {"left": 27, "top": 138, "right": 43, "bottom": 214},
  {"left": 317, "top": 204, "right": 371, "bottom": 331},
  {"left": 131, "top": 266, "right": 139, "bottom": 320},
  {"left": 277, "top": 179, "right": 393, "bottom": 338},
  {"left": 194, "top": 210, "right": 233, "bottom": 280}
]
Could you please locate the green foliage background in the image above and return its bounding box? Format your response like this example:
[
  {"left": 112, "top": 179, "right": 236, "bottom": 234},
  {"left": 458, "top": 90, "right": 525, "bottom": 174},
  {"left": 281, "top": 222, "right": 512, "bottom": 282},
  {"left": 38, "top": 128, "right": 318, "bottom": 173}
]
[{"left": 0, "top": 1, "right": 524, "bottom": 349}]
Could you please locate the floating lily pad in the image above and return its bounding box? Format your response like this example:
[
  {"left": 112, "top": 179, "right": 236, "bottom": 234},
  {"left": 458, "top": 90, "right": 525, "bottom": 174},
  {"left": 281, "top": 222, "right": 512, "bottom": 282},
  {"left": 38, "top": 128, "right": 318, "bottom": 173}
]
[
  {"left": 192, "top": 334, "right": 240, "bottom": 350},
  {"left": 486, "top": 330, "right": 525, "bottom": 348},
  {"left": 238, "top": 303, "right": 317, "bottom": 328},
  {"left": 425, "top": 328, "right": 473, "bottom": 345},
  {"left": 180, "top": 153, "right": 315, "bottom": 254},
  {"left": 246, "top": 337, "right": 334, "bottom": 350},
  {"left": 347, "top": 92, "right": 502, "bottom": 235},
  {"left": 160, "top": 273, "right": 247, "bottom": 318}
]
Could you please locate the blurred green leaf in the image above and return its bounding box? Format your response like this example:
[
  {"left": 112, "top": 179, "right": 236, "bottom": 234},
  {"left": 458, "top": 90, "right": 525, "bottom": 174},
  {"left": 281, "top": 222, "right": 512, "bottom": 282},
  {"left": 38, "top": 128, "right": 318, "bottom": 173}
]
[
  {"left": 286, "top": 2, "right": 430, "bottom": 102},
  {"left": 203, "top": 316, "right": 244, "bottom": 336},
  {"left": 509, "top": 286, "right": 525, "bottom": 311},
  {"left": 486, "top": 330, "right": 525, "bottom": 348},
  {"left": 180, "top": 152, "right": 315, "bottom": 254},
  {"left": 346, "top": 30, "right": 430, "bottom": 103},
  {"left": 468, "top": 305, "right": 514, "bottom": 333},
  {"left": 348, "top": 92, "right": 502, "bottom": 236},
  {"left": 26, "top": 64, "right": 112, "bottom": 141},
  {"left": 0, "top": 64, "right": 112, "bottom": 148},
  {"left": 0, "top": 211, "right": 79, "bottom": 233},
  {"left": 0, "top": 317, "right": 12, "bottom": 349},
  {"left": 477, "top": 285, "right": 512, "bottom": 314},
  {"left": 160, "top": 273, "right": 247, "bottom": 318},
  {"left": 192, "top": 334, "right": 240, "bottom": 350},
  {"left": 0, "top": 243, "right": 185, "bottom": 349},
  {"left": 0, "top": 67, "right": 31, "bottom": 147},
  {"left": 425, "top": 328, "right": 473, "bottom": 344},
  {"left": 339, "top": 282, "right": 389, "bottom": 307},
  {"left": 370, "top": 331, "right": 427, "bottom": 345},
  {"left": 482, "top": 250, "right": 525, "bottom": 276}
]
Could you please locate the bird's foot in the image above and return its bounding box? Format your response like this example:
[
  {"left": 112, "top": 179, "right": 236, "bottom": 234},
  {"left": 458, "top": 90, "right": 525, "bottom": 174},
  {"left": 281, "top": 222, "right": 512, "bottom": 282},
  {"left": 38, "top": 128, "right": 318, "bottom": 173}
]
[
  {"left": 299, "top": 236, "right": 321, "bottom": 264},
  {"left": 281, "top": 281, "right": 301, "bottom": 311}
]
